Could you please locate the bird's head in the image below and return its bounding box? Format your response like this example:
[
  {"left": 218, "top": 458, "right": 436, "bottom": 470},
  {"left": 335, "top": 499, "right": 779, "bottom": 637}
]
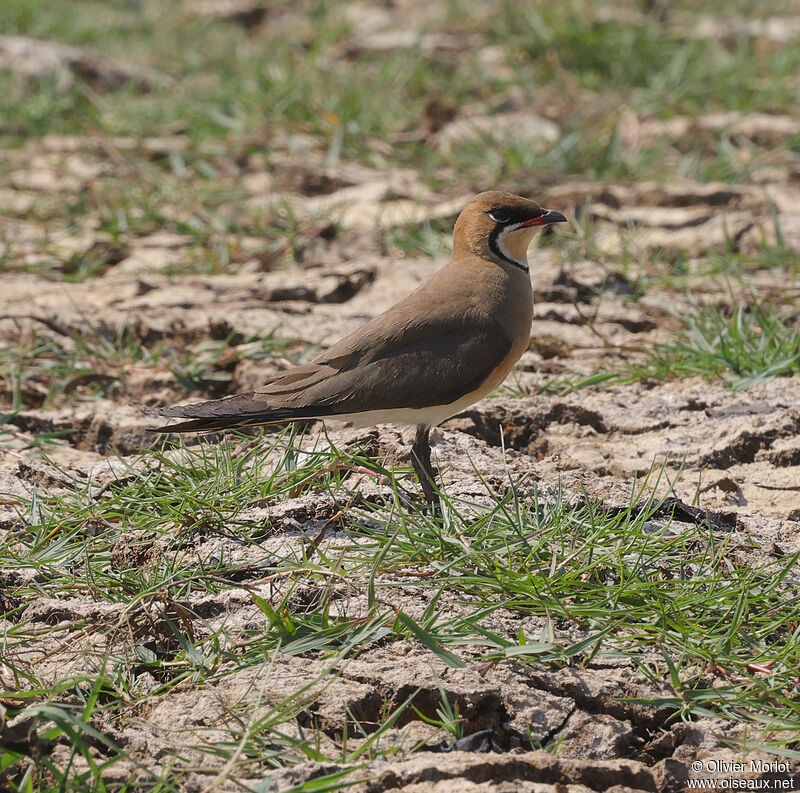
[{"left": 453, "top": 190, "right": 567, "bottom": 272}]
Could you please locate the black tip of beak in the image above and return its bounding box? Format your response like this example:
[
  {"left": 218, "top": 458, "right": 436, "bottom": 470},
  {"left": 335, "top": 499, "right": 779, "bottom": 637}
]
[{"left": 542, "top": 209, "right": 568, "bottom": 224}]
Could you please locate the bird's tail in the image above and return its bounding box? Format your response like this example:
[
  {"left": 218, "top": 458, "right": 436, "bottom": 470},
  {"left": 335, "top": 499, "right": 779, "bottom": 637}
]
[{"left": 149, "top": 392, "right": 329, "bottom": 433}]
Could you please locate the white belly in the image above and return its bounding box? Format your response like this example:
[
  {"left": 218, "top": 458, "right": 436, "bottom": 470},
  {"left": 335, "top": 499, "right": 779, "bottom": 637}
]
[{"left": 321, "top": 373, "right": 507, "bottom": 430}]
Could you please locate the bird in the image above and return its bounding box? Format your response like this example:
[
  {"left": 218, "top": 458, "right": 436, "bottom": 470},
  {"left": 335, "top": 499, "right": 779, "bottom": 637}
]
[{"left": 152, "top": 191, "right": 567, "bottom": 505}]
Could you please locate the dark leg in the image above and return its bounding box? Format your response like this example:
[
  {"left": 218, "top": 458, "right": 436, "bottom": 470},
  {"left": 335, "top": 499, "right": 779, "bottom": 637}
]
[{"left": 411, "top": 424, "right": 439, "bottom": 506}]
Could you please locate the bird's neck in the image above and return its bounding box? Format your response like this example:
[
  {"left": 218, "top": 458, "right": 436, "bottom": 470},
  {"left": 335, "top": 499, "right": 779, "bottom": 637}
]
[
  {"left": 443, "top": 249, "right": 533, "bottom": 309},
  {"left": 453, "top": 229, "right": 536, "bottom": 274}
]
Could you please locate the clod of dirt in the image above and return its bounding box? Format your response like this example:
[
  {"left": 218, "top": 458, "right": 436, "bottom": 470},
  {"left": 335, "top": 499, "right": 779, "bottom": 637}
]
[
  {"left": 110, "top": 533, "right": 163, "bottom": 570},
  {"left": 447, "top": 401, "right": 608, "bottom": 457},
  {"left": 331, "top": 650, "right": 575, "bottom": 748},
  {"left": 344, "top": 30, "right": 473, "bottom": 58},
  {"left": 690, "top": 15, "right": 800, "bottom": 45},
  {"left": 0, "top": 35, "right": 166, "bottom": 91},
  {"left": 357, "top": 750, "right": 672, "bottom": 792},
  {"left": 627, "top": 111, "right": 800, "bottom": 148},
  {"left": 421, "top": 97, "right": 458, "bottom": 136},
  {"left": 701, "top": 425, "right": 783, "bottom": 469},
  {"left": 544, "top": 179, "right": 763, "bottom": 212},
  {"left": 542, "top": 178, "right": 776, "bottom": 257},
  {"left": 555, "top": 711, "right": 636, "bottom": 760},
  {"left": 188, "top": 0, "right": 271, "bottom": 29},
  {"left": 74, "top": 404, "right": 158, "bottom": 455},
  {"left": 436, "top": 112, "right": 560, "bottom": 154}
]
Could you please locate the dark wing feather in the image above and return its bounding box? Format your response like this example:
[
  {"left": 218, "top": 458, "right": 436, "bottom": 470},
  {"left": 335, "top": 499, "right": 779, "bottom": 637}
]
[
  {"left": 285, "top": 323, "right": 512, "bottom": 413},
  {"left": 152, "top": 311, "right": 512, "bottom": 433},
  {"left": 151, "top": 391, "right": 333, "bottom": 433}
]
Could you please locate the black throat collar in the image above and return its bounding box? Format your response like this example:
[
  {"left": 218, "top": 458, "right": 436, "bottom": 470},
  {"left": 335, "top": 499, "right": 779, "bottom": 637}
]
[{"left": 488, "top": 226, "right": 529, "bottom": 273}]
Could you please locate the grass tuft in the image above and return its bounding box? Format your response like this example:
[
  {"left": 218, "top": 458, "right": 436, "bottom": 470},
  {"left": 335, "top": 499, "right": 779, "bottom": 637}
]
[
  {"left": 636, "top": 304, "right": 800, "bottom": 389},
  {"left": 1, "top": 324, "right": 290, "bottom": 410}
]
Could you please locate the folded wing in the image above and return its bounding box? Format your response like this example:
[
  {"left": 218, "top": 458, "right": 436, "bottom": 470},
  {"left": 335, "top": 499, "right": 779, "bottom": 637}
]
[{"left": 154, "top": 310, "right": 511, "bottom": 433}]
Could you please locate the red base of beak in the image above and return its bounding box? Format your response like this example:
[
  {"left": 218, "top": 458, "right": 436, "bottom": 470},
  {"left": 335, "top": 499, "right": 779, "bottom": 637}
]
[{"left": 521, "top": 209, "right": 568, "bottom": 227}]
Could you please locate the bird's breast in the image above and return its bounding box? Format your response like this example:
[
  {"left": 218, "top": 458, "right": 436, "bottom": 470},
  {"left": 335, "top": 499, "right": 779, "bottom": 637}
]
[{"left": 485, "top": 268, "right": 534, "bottom": 357}]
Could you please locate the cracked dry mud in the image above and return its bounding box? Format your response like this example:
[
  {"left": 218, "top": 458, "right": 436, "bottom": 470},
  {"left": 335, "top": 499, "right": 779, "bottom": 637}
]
[
  {"left": 2, "top": 2, "right": 800, "bottom": 783},
  {"left": 2, "top": 153, "right": 799, "bottom": 789}
]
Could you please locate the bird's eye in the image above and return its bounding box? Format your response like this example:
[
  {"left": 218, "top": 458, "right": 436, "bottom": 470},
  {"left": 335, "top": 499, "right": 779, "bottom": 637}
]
[{"left": 488, "top": 208, "right": 511, "bottom": 223}]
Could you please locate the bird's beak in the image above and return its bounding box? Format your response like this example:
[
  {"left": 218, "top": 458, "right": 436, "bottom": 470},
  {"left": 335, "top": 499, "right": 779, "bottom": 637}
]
[{"left": 520, "top": 209, "right": 568, "bottom": 227}]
